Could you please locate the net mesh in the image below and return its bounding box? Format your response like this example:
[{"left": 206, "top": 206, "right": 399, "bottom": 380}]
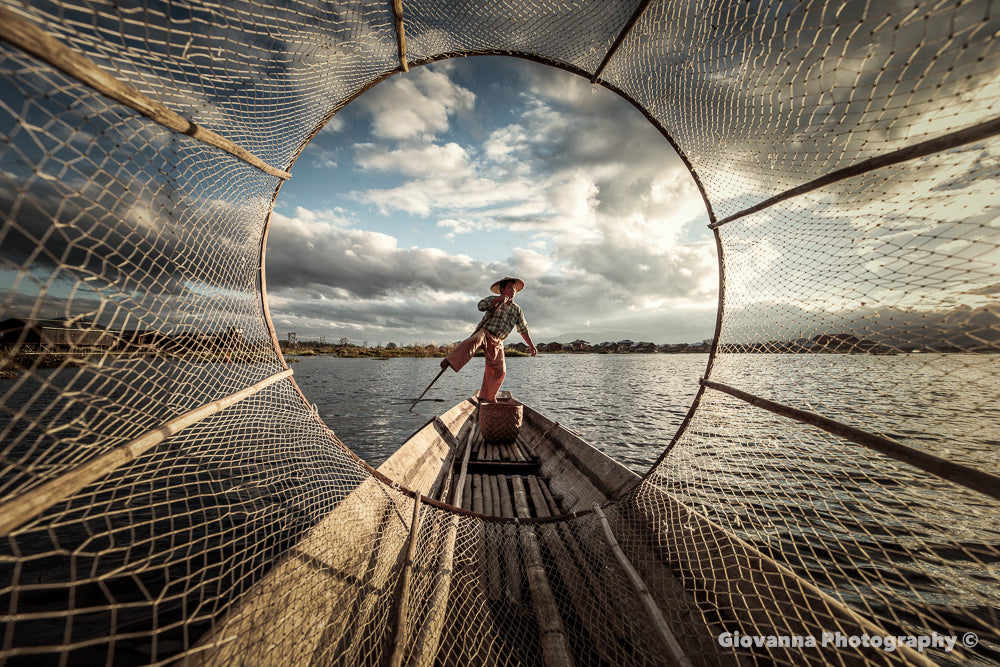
[{"left": 1, "top": 0, "right": 998, "bottom": 665}]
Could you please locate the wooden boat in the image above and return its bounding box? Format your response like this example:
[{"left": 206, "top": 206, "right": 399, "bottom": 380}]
[
  {"left": 187, "top": 393, "right": 932, "bottom": 667},
  {"left": 379, "top": 392, "right": 638, "bottom": 515}
]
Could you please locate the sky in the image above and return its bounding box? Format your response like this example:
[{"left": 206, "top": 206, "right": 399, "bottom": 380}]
[
  {"left": 264, "top": 56, "right": 718, "bottom": 347},
  {"left": 3, "top": 34, "right": 995, "bottom": 353}
]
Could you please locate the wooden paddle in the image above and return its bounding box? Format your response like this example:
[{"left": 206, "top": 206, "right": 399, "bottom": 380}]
[{"left": 408, "top": 365, "right": 448, "bottom": 412}]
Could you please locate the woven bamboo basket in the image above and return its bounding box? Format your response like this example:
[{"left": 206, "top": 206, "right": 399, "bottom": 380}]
[{"left": 479, "top": 400, "right": 523, "bottom": 445}]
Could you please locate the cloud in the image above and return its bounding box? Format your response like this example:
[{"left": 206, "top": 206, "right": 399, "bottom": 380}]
[
  {"left": 350, "top": 72, "right": 700, "bottom": 245},
  {"left": 483, "top": 123, "right": 529, "bottom": 164},
  {"left": 318, "top": 116, "right": 345, "bottom": 134},
  {"left": 266, "top": 208, "right": 485, "bottom": 298},
  {"left": 355, "top": 64, "right": 476, "bottom": 141},
  {"left": 562, "top": 239, "right": 717, "bottom": 299},
  {"left": 355, "top": 142, "right": 473, "bottom": 177},
  {"left": 310, "top": 148, "right": 339, "bottom": 169},
  {"left": 264, "top": 202, "right": 719, "bottom": 344},
  {"left": 264, "top": 59, "right": 722, "bottom": 344},
  {"left": 356, "top": 173, "right": 537, "bottom": 218}
]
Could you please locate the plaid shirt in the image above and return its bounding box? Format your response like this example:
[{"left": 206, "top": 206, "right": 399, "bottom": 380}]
[{"left": 478, "top": 296, "right": 528, "bottom": 340}]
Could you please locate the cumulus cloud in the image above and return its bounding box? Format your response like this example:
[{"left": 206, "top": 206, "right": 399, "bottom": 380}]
[
  {"left": 355, "top": 142, "right": 473, "bottom": 177},
  {"left": 355, "top": 64, "right": 476, "bottom": 142},
  {"left": 318, "top": 116, "right": 345, "bottom": 134},
  {"left": 264, "top": 202, "right": 720, "bottom": 344},
  {"left": 266, "top": 208, "right": 484, "bottom": 298},
  {"left": 350, "top": 67, "right": 702, "bottom": 243}
]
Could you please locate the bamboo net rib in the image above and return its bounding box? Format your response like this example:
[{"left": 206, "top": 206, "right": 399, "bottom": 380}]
[
  {"left": 0, "top": 6, "right": 292, "bottom": 180},
  {"left": 0, "top": 1, "right": 998, "bottom": 665}
]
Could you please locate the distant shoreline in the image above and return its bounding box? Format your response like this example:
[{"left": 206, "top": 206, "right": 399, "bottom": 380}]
[{"left": 0, "top": 343, "right": 985, "bottom": 379}]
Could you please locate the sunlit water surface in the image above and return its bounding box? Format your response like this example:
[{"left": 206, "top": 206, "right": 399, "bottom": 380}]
[{"left": 288, "top": 353, "right": 707, "bottom": 472}]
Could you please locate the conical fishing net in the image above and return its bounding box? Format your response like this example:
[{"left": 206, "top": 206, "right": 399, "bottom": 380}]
[{"left": 0, "top": 1, "right": 998, "bottom": 665}]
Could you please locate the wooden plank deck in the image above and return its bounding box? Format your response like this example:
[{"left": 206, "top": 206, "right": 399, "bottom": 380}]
[{"left": 444, "top": 400, "right": 569, "bottom": 520}]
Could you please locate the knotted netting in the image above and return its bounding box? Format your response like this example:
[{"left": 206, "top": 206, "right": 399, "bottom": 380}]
[{"left": 1, "top": 0, "right": 998, "bottom": 665}]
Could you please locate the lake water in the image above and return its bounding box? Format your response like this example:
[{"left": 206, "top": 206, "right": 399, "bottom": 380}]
[
  {"left": 285, "top": 351, "right": 1000, "bottom": 474},
  {"left": 286, "top": 353, "right": 708, "bottom": 472}
]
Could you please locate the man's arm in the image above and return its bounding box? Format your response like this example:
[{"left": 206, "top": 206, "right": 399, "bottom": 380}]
[
  {"left": 521, "top": 331, "right": 537, "bottom": 356},
  {"left": 478, "top": 295, "right": 511, "bottom": 312},
  {"left": 513, "top": 305, "right": 535, "bottom": 355}
]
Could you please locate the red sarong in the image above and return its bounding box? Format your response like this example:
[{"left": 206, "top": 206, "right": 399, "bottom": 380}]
[{"left": 443, "top": 328, "right": 506, "bottom": 401}]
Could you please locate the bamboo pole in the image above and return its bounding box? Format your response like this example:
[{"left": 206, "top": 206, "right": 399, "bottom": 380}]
[
  {"left": 0, "top": 368, "right": 293, "bottom": 537},
  {"left": 471, "top": 430, "right": 483, "bottom": 460},
  {"left": 511, "top": 476, "right": 531, "bottom": 520},
  {"left": 497, "top": 476, "right": 515, "bottom": 519},
  {"left": 494, "top": 476, "right": 521, "bottom": 603},
  {"left": 481, "top": 476, "right": 494, "bottom": 516},
  {"left": 471, "top": 474, "right": 484, "bottom": 514},
  {"left": 488, "top": 476, "right": 502, "bottom": 516},
  {"left": 482, "top": 478, "right": 501, "bottom": 600},
  {"left": 391, "top": 0, "right": 409, "bottom": 72},
  {"left": 537, "top": 478, "right": 562, "bottom": 516},
  {"left": 388, "top": 493, "right": 424, "bottom": 667},
  {"left": 502, "top": 521, "right": 523, "bottom": 605},
  {"left": 407, "top": 511, "right": 459, "bottom": 667},
  {"left": 512, "top": 438, "right": 527, "bottom": 462},
  {"left": 462, "top": 473, "right": 473, "bottom": 510},
  {"left": 590, "top": 0, "right": 653, "bottom": 84},
  {"left": 526, "top": 476, "right": 551, "bottom": 519},
  {"left": 709, "top": 114, "right": 1000, "bottom": 229},
  {"left": 450, "top": 422, "right": 474, "bottom": 507},
  {"left": 592, "top": 504, "right": 692, "bottom": 667},
  {"left": 702, "top": 379, "right": 1000, "bottom": 501},
  {"left": 0, "top": 7, "right": 292, "bottom": 180},
  {"left": 486, "top": 520, "right": 501, "bottom": 601},
  {"left": 539, "top": 523, "right": 623, "bottom": 662},
  {"left": 512, "top": 477, "right": 575, "bottom": 666}
]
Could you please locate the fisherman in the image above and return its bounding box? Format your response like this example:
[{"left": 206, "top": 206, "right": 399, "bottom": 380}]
[{"left": 440, "top": 276, "right": 537, "bottom": 402}]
